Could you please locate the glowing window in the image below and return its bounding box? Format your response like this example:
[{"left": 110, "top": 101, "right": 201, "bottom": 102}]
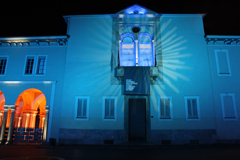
[
  {"left": 220, "top": 93, "right": 237, "bottom": 121},
  {"left": 24, "top": 56, "right": 35, "bottom": 75},
  {"left": 36, "top": 56, "right": 47, "bottom": 75},
  {"left": 120, "top": 33, "right": 136, "bottom": 66},
  {"left": 102, "top": 96, "right": 117, "bottom": 121},
  {"left": 158, "top": 97, "right": 172, "bottom": 120},
  {"left": 0, "top": 56, "right": 8, "bottom": 75},
  {"left": 184, "top": 96, "right": 200, "bottom": 121},
  {"left": 75, "top": 96, "right": 90, "bottom": 121},
  {"left": 138, "top": 33, "right": 154, "bottom": 66}
]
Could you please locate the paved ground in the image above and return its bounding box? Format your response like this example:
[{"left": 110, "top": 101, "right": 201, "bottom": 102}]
[{"left": 0, "top": 145, "right": 240, "bottom": 160}]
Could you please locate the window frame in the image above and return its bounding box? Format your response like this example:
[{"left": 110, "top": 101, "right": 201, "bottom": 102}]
[
  {"left": 184, "top": 96, "right": 200, "bottom": 121},
  {"left": 220, "top": 93, "right": 238, "bottom": 121},
  {"left": 23, "top": 55, "right": 36, "bottom": 76},
  {"left": 0, "top": 56, "right": 8, "bottom": 76},
  {"left": 102, "top": 96, "right": 117, "bottom": 121},
  {"left": 119, "top": 33, "right": 136, "bottom": 67},
  {"left": 214, "top": 49, "right": 231, "bottom": 76},
  {"left": 138, "top": 33, "right": 154, "bottom": 67},
  {"left": 35, "top": 55, "right": 47, "bottom": 76},
  {"left": 75, "top": 96, "right": 90, "bottom": 121},
  {"left": 158, "top": 96, "right": 173, "bottom": 121}
]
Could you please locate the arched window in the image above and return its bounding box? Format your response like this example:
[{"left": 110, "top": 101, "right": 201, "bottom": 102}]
[
  {"left": 138, "top": 33, "right": 154, "bottom": 66},
  {"left": 120, "top": 33, "right": 136, "bottom": 66}
]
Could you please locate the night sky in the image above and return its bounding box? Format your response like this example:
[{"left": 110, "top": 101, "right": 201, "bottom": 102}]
[{"left": 1, "top": 0, "right": 240, "bottom": 37}]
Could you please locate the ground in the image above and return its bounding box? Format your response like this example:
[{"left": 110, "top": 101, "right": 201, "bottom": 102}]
[{"left": 0, "top": 144, "right": 240, "bottom": 160}]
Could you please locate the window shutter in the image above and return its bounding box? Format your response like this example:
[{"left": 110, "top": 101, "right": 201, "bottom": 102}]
[
  {"left": 37, "top": 56, "right": 46, "bottom": 74},
  {"left": 25, "top": 56, "right": 34, "bottom": 74},
  {"left": 77, "top": 99, "right": 83, "bottom": 117},
  {"left": 110, "top": 99, "right": 114, "bottom": 117},
  {"left": 165, "top": 99, "right": 170, "bottom": 118},
  {"left": 82, "top": 99, "right": 87, "bottom": 117},
  {"left": 187, "top": 99, "right": 192, "bottom": 117},
  {"left": 0, "top": 58, "right": 7, "bottom": 74},
  {"left": 223, "top": 96, "right": 235, "bottom": 118},
  {"left": 217, "top": 52, "right": 229, "bottom": 74},
  {"left": 160, "top": 99, "right": 165, "bottom": 118},
  {"left": 105, "top": 99, "right": 110, "bottom": 118},
  {"left": 160, "top": 98, "right": 170, "bottom": 119},
  {"left": 105, "top": 98, "right": 115, "bottom": 119},
  {"left": 192, "top": 99, "right": 198, "bottom": 118}
]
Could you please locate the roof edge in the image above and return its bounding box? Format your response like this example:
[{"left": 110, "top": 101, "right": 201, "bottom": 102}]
[
  {"left": 0, "top": 36, "right": 68, "bottom": 41},
  {"left": 206, "top": 35, "right": 240, "bottom": 39}
]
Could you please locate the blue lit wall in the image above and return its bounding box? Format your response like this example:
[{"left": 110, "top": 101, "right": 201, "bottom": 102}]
[
  {"left": 60, "top": 16, "right": 124, "bottom": 130},
  {"left": 207, "top": 44, "right": 240, "bottom": 139},
  {"left": 0, "top": 45, "right": 67, "bottom": 141},
  {"left": 150, "top": 15, "right": 216, "bottom": 130}
]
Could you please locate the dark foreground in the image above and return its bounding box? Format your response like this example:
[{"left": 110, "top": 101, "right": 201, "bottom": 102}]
[{"left": 0, "top": 144, "right": 240, "bottom": 160}]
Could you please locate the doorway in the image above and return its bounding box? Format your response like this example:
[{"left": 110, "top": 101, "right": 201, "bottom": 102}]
[{"left": 129, "top": 99, "right": 146, "bottom": 141}]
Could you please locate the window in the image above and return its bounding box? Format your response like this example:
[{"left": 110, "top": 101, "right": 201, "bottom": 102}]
[
  {"left": 75, "top": 96, "right": 90, "bottom": 121},
  {"left": 184, "top": 96, "right": 200, "bottom": 120},
  {"left": 0, "top": 56, "right": 8, "bottom": 75},
  {"left": 214, "top": 49, "right": 231, "bottom": 76},
  {"left": 24, "top": 56, "right": 35, "bottom": 75},
  {"left": 138, "top": 33, "right": 154, "bottom": 66},
  {"left": 36, "top": 55, "right": 47, "bottom": 75},
  {"left": 119, "top": 32, "right": 154, "bottom": 67},
  {"left": 158, "top": 97, "right": 172, "bottom": 121},
  {"left": 220, "top": 93, "right": 237, "bottom": 121},
  {"left": 102, "top": 96, "right": 117, "bottom": 121},
  {"left": 120, "top": 33, "right": 136, "bottom": 66}
]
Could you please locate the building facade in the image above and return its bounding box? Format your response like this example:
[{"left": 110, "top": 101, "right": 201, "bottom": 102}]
[{"left": 0, "top": 5, "right": 240, "bottom": 145}]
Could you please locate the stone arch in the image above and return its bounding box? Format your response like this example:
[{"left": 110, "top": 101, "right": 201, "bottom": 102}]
[{"left": 14, "top": 88, "right": 46, "bottom": 129}]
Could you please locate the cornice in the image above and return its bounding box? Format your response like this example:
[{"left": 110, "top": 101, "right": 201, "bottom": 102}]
[
  {"left": 205, "top": 35, "right": 240, "bottom": 46},
  {"left": 0, "top": 36, "right": 68, "bottom": 48}
]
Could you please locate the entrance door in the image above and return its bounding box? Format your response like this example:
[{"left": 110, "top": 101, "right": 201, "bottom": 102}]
[{"left": 129, "top": 99, "right": 146, "bottom": 141}]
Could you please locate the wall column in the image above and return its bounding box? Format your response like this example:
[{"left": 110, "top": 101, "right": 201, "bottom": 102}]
[
  {"left": 0, "top": 112, "right": 3, "bottom": 127},
  {"left": 0, "top": 106, "right": 8, "bottom": 144},
  {"left": 5, "top": 105, "right": 15, "bottom": 145},
  {"left": 43, "top": 106, "right": 49, "bottom": 144},
  {"left": 17, "top": 116, "right": 22, "bottom": 129},
  {"left": 29, "top": 112, "right": 37, "bottom": 129},
  {"left": 39, "top": 115, "right": 45, "bottom": 129}
]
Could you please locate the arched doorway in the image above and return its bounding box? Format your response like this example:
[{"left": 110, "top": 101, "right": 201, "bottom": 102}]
[{"left": 13, "top": 88, "right": 47, "bottom": 145}]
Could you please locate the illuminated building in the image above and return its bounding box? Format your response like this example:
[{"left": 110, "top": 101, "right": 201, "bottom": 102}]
[{"left": 0, "top": 4, "right": 240, "bottom": 145}]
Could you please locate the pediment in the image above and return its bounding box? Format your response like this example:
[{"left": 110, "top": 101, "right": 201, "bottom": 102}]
[{"left": 116, "top": 4, "right": 158, "bottom": 15}]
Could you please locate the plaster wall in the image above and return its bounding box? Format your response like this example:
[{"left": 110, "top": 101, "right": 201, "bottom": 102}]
[
  {"left": 151, "top": 16, "right": 216, "bottom": 130},
  {"left": 207, "top": 45, "right": 240, "bottom": 139},
  {"left": 61, "top": 17, "right": 124, "bottom": 130},
  {"left": 0, "top": 46, "right": 67, "bottom": 141}
]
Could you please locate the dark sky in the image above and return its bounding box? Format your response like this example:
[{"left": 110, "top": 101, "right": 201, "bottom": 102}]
[{"left": 1, "top": 0, "right": 240, "bottom": 37}]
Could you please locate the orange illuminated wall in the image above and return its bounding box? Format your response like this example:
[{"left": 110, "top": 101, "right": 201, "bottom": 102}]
[
  {"left": 0, "top": 91, "right": 5, "bottom": 127},
  {"left": 14, "top": 89, "right": 46, "bottom": 129}
]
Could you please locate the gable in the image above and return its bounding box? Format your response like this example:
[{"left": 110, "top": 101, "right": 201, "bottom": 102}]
[{"left": 116, "top": 4, "right": 158, "bottom": 15}]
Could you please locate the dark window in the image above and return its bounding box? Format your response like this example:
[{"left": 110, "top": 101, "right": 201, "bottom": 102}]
[
  {"left": 187, "top": 98, "right": 198, "bottom": 119},
  {"left": 25, "top": 56, "right": 34, "bottom": 75},
  {"left": 77, "top": 99, "right": 87, "bottom": 118},
  {"left": 0, "top": 57, "right": 7, "bottom": 75},
  {"left": 105, "top": 99, "right": 115, "bottom": 119}
]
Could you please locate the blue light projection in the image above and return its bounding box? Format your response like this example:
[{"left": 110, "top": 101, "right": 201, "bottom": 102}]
[
  {"left": 151, "top": 18, "right": 191, "bottom": 112},
  {"left": 124, "top": 5, "right": 148, "bottom": 14},
  {"left": 81, "top": 15, "right": 191, "bottom": 115}
]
